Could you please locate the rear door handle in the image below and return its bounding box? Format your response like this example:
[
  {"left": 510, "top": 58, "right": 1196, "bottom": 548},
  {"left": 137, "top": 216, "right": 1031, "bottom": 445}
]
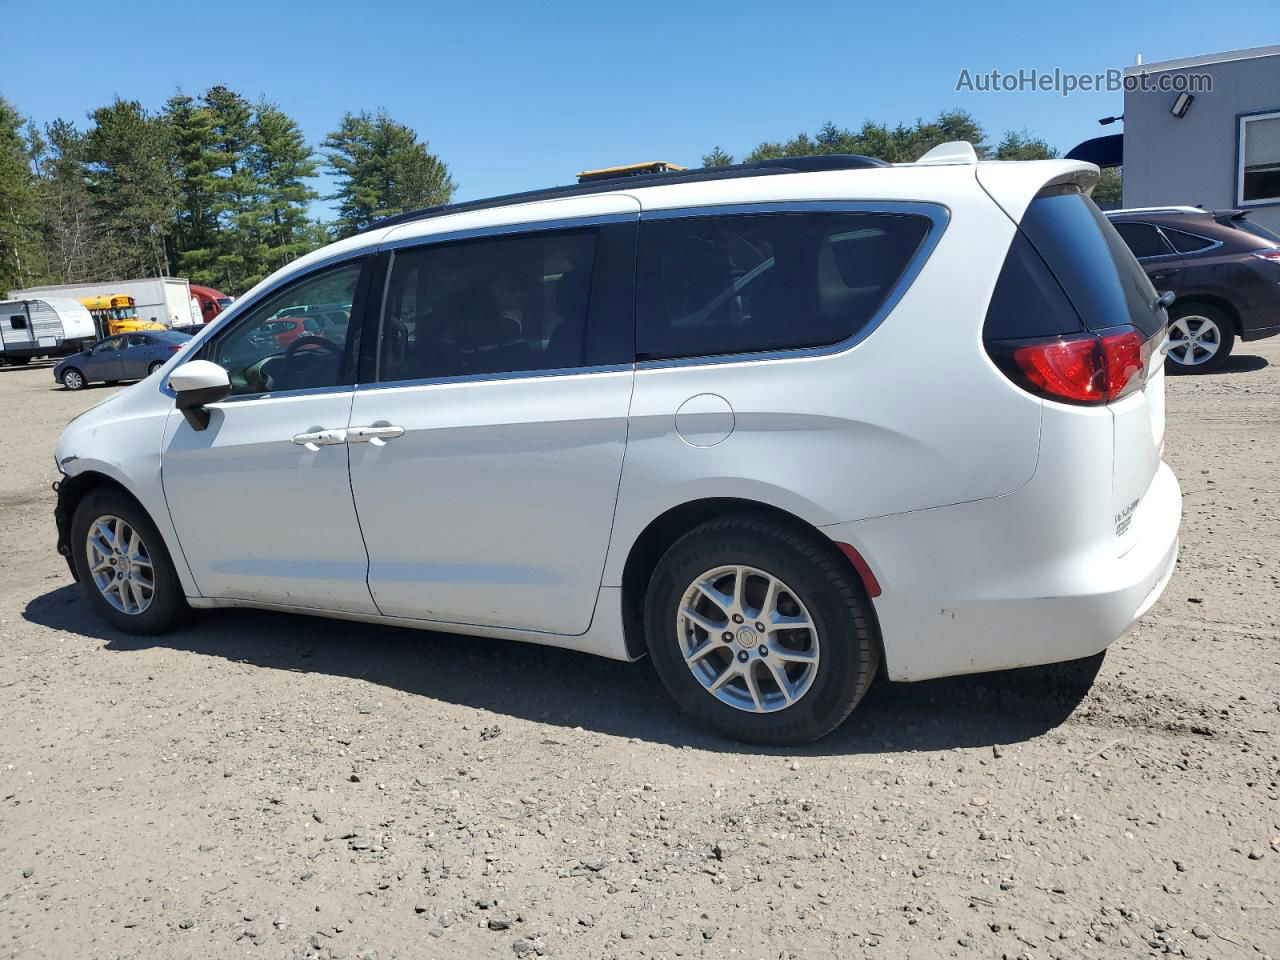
[
  {"left": 292, "top": 428, "right": 347, "bottom": 452},
  {"left": 347, "top": 424, "right": 405, "bottom": 447}
]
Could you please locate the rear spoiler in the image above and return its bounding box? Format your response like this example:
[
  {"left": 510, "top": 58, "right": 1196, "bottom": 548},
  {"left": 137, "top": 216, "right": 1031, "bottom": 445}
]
[
  {"left": 975, "top": 159, "right": 1101, "bottom": 226},
  {"left": 1212, "top": 209, "right": 1250, "bottom": 226}
]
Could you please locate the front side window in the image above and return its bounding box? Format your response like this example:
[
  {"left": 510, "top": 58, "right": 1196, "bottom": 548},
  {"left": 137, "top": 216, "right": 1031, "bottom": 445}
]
[
  {"left": 1112, "top": 222, "right": 1171, "bottom": 259},
  {"left": 1239, "top": 111, "right": 1280, "bottom": 205},
  {"left": 377, "top": 228, "right": 598, "bottom": 382},
  {"left": 635, "top": 211, "right": 931, "bottom": 360},
  {"left": 205, "top": 261, "right": 362, "bottom": 396}
]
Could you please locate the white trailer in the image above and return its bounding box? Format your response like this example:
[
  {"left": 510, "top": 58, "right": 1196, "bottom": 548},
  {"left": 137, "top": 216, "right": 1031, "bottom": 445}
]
[
  {"left": 8, "top": 277, "right": 201, "bottom": 328},
  {"left": 0, "top": 298, "right": 97, "bottom": 364}
]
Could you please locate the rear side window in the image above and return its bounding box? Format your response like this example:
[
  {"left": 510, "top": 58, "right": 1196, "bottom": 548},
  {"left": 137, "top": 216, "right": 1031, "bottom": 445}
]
[
  {"left": 1017, "top": 191, "right": 1164, "bottom": 339},
  {"left": 378, "top": 228, "right": 598, "bottom": 382},
  {"left": 1162, "top": 228, "right": 1215, "bottom": 253},
  {"left": 1112, "top": 222, "right": 1171, "bottom": 259},
  {"left": 636, "top": 211, "right": 931, "bottom": 360}
]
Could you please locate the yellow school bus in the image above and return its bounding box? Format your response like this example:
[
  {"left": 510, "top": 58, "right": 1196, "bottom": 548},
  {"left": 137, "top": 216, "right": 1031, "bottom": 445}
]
[{"left": 78, "top": 295, "right": 166, "bottom": 337}]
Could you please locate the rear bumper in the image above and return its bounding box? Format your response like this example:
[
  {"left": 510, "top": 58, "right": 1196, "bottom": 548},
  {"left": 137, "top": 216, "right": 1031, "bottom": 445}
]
[
  {"left": 823, "top": 461, "right": 1181, "bottom": 682},
  {"left": 1240, "top": 319, "right": 1280, "bottom": 342}
]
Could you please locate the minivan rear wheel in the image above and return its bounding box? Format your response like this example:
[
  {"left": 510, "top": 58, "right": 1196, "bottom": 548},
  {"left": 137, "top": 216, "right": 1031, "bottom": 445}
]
[
  {"left": 71, "top": 489, "right": 188, "bottom": 634},
  {"left": 1167, "top": 304, "right": 1233, "bottom": 373},
  {"left": 644, "top": 516, "right": 879, "bottom": 745}
]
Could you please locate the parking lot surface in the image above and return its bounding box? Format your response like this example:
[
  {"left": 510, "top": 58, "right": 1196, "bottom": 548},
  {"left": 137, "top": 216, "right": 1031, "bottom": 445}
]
[{"left": 1, "top": 350, "right": 1278, "bottom": 960}]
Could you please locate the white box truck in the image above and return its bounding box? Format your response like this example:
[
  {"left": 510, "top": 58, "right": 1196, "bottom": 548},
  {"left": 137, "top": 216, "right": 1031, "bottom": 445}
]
[
  {"left": 0, "top": 297, "right": 96, "bottom": 364},
  {"left": 8, "top": 277, "right": 201, "bottom": 329}
]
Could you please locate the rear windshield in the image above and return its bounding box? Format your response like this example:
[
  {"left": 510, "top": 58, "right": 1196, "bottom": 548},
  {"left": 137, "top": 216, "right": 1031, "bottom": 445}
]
[
  {"left": 1019, "top": 190, "right": 1165, "bottom": 339},
  {"left": 1234, "top": 218, "right": 1280, "bottom": 244}
]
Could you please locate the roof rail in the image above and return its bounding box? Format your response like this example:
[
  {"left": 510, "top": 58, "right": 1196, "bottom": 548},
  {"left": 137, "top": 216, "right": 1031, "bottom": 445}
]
[
  {"left": 362, "top": 154, "right": 889, "bottom": 235},
  {"left": 1104, "top": 205, "right": 1206, "bottom": 216}
]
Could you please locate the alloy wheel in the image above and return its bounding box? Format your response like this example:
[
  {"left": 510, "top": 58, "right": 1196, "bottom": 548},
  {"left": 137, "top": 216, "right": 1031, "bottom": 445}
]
[
  {"left": 86, "top": 515, "right": 155, "bottom": 615},
  {"left": 1168, "top": 315, "right": 1222, "bottom": 367},
  {"left": 63, "top": 370, "right": 84, "bottom": 390},
  {"left": 676, "top": 565, "right": 820, "bottom": 713}
]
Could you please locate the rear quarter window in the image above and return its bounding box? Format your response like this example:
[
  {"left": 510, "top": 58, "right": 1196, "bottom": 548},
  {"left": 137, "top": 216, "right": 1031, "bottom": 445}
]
[{"left": 635, "top": 211, "right": 931, "bottom": 360}]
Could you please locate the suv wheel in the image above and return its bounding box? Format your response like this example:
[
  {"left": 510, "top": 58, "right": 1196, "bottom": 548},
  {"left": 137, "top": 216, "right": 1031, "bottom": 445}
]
[
  {"left": 71, "top": 489, "right": 188, "bottom": 633},
  {"left": 1167, "top": 304, "right": 1234, "bottom": 373},
  {"left": 645, "top": 515, "right": 879, "bottom": 745},
  {"left": 61, "top": 368, "right": 85, "bottom": 390}
]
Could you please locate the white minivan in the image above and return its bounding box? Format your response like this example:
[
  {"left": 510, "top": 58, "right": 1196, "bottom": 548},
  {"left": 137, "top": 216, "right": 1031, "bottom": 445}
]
[{"left": 53, "top": 144, "right": 1181, "bottom": 744}]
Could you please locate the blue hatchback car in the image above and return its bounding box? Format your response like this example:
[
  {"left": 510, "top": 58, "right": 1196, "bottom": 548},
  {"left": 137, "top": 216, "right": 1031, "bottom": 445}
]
[{"left": 54, "top": 330, "right": 192, "bottom": 390}]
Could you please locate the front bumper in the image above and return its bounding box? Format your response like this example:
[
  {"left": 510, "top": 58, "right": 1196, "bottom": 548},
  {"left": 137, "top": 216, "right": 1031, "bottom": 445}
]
[{"left": 53, "top": 479, "right": 78, "bottom": 580}]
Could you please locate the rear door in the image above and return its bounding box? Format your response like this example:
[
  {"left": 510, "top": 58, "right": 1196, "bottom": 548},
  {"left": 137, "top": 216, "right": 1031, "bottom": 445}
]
[
  {"left": 122, "top": 334, "right": 153, "bottom": 378},
  {"left": 1112, "top": 220, "right": 1185, "bottom": 294},
  {"left": 346, "top": 215, "right": 637, "bottom": 635}
]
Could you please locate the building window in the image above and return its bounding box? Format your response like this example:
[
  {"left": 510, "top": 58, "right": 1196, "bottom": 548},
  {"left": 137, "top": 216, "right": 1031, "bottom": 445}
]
[{"left": 1238, "top": 111, "right": 1280, "bottom": 206}]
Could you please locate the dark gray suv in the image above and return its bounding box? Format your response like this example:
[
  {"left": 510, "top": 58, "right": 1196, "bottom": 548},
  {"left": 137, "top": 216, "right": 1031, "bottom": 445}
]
[
  {"left": 54, "top": 330, "right": 191, "bottom": 390},
  {"left": 1106, "top": 207, "right": 1280, "bottom": 372}
]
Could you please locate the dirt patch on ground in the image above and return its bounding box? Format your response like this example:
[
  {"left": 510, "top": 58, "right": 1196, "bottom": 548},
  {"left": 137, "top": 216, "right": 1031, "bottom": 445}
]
[{"left": 1, "top": 351, "right": 1277, "bottom": 959}]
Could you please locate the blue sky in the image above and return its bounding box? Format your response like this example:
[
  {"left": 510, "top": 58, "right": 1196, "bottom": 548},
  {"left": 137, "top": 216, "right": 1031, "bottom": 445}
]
[{"left": 5, "top": 0, "right": 1273, "bottom": 215}]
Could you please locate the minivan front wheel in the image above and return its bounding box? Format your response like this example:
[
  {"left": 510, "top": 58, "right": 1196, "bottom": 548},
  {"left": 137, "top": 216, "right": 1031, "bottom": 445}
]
[
  {"left": 1167, "top": 304, "right": 1233, "bottom": 373},
  {"left": 71, "top": 489, "right": 187, "bottom": 633},
  {"left": 645, "top": 516, "right": 879, "bottom": 745}
]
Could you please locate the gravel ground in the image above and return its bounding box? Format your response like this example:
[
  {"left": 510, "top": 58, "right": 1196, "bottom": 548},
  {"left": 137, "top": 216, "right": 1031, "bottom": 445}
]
[{"left": 0, "top": 346, "right": 1277, "bottom": 960}]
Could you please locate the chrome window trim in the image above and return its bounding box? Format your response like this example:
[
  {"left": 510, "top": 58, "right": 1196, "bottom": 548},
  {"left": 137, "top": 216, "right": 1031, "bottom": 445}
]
[
  {"left": 159, "top": 250, "right": 371, "bottom": 400},
  {"left": 356, "top": 362, "right": 634, "bottom": 394},
  {"left": 1152, "top": 225, "right": 1223, "bottom": 257},
  {"left": 633, "top": 200, "right": 950, "bottom": 370},
  {"left": 377, "top": 212, "right": 637, "bottom": 253}
]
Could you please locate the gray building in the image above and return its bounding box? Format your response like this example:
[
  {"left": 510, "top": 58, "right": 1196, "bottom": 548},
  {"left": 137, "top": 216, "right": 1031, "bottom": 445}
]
[{"left": 1122, "top": 44, "right": 1280, "bottom": 233}]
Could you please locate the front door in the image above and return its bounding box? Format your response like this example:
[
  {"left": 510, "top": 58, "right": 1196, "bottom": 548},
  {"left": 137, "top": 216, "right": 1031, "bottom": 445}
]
[
  {"left": 348, "top": 220, "right": 636, "bottom": 635},
  {"left": 85, "top": 336, "right": 126, "bottom": 381},
  {"left": 162, "top": 259, "right": 377, "bottom": 614}
]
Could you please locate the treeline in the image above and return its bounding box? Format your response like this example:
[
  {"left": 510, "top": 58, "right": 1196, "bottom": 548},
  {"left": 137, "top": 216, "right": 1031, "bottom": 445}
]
[
  {"left": 0, "top": 98, "right": 1120, "bottom": 299},
  {"left": 703, "top": 111, "right": 1122, "bottom": 204},
  {"left": 0, "top": 88, "right": 454, "bottom": 296}
]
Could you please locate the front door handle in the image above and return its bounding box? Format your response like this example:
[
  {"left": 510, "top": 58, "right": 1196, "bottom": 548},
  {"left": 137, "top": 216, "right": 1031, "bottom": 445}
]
[
  {"left": 292, "top": 428, "right": 348, "bottom": 452},
  {"left": 347, "top": 424, "right": 405, "bottom": 447}
]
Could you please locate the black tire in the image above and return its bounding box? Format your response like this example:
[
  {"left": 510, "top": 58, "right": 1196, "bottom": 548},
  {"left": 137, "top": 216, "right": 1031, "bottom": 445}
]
[
  {"left": 61, "top": 367, "right": 86, "bottom": 390},
  {"left": 644, "top": 515, "right": 880, "bottom": 745},
  {"left": 1166, "top": 303, "right": 1234, "bottom": 374},
  {"left": 147, "top": 361, "right": 164, "bottom": 376},
  {"left": 70, "top": 488, "right": 188, "bottom": 634}
]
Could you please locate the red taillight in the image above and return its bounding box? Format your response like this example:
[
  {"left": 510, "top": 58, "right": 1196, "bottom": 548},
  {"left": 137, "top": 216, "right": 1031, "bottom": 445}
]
[
  {"left": 168, "top": 345, "right": 182, "bottom": 353},
  {"left": 1000, "top": 327, "right": 1148, "bottom": 406},
  {"left": 1251, "top": 247, "right": 1280, "bottom": 264}
]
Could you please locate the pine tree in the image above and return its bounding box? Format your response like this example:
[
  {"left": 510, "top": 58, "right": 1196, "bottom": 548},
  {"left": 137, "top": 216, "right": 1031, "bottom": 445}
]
[
  {"left": 0, "top": 95, "right": 40, "bottom": 290},
  {"left": 30, "top": 119, "right": 100, "bottom": 282},
  {"left": 323, "top": 111, "right": 454, "bottom": 237},
  {"left": 83, "top": 98, "right": 177, "bottom": 279},
  {"left": 165, "top": 93, "right": 220, "bottom": 278},
  {"left": 245, "top": 100, "right": 318, "bottom": 285}
]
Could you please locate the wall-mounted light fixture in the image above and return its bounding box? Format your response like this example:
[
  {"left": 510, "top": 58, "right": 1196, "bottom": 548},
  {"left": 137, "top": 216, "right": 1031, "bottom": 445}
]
[
  {"left": 1098, "top": 115, "right": 1124, "bottom": 126},
  {"left": 1171, "top": 92, "right": 1195, "bottom": 118}
]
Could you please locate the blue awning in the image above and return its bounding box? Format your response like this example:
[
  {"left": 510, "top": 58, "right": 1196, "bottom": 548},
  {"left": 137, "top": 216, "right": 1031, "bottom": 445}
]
[{"left": 1065, "top": 134, "right": 1123, "bottom": 168}]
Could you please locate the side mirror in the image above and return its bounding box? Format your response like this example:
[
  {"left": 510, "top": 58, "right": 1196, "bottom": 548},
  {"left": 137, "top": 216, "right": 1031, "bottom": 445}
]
[{"left": 170, "top": 360, "right": 231, "bottom": 431}]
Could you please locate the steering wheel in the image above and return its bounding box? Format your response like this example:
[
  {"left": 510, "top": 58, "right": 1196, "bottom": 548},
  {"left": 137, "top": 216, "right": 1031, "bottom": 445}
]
[{"left": 284, "top": 335, "right": 341, "bottom": 360}]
